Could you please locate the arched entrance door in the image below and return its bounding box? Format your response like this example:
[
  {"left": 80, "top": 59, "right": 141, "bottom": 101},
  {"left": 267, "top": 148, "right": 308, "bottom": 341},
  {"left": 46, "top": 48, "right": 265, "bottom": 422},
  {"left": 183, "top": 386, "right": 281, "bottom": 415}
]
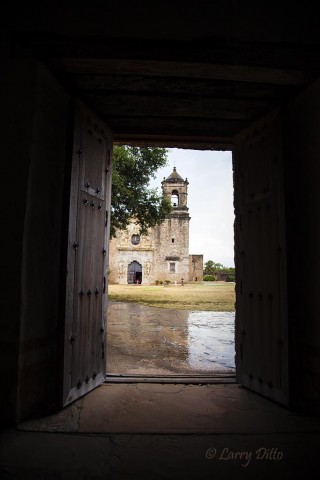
[{"left": 127, "top": 261, "right": 142, "bottom": 284}]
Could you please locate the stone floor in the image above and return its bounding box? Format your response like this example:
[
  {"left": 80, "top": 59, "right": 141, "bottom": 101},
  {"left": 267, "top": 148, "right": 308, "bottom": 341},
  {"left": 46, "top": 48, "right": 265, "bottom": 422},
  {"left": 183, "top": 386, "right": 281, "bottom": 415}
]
[{"left": 1, "top": 383, "right": 320, "bottom": 479}]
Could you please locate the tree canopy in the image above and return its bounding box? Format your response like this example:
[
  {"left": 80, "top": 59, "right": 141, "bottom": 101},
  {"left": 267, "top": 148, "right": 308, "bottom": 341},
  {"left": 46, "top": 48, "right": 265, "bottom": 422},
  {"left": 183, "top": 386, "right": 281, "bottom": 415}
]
[
  {"left": 203, "top": 260, "right": 235, "bottom": 281},
  {"left": 204, "top": 260, "right": 224, "bottom": 275},
  {"left": 110, "top": 146, "right": 172, "bottom": 237}
]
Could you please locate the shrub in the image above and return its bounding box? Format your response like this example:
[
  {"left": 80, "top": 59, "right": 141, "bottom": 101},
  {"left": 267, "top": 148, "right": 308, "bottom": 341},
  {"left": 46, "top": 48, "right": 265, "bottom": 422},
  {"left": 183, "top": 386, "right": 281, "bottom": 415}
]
[
  {"left": 225, "top": 274, "right": 235, "bottom": 282},
  {"left": 203, "top": 275, "right": 216, "bottom": 281}
]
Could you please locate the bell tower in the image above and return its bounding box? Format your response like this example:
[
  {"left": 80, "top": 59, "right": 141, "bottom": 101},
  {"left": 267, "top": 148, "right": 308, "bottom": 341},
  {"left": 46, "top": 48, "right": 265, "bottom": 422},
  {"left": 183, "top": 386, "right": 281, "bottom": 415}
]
[
  {"left": 152, "top": 167, "right": 191, "bottom": 283},
  {"left": 161, "top": 167, "right": 190, "bottom": 215}
]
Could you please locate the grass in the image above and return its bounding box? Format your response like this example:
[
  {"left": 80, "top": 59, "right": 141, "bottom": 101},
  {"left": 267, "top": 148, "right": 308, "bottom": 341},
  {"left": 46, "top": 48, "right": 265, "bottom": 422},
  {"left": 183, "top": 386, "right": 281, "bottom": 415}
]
[{"left": 108, "top": 282, "right": 235, "bottom": 311}]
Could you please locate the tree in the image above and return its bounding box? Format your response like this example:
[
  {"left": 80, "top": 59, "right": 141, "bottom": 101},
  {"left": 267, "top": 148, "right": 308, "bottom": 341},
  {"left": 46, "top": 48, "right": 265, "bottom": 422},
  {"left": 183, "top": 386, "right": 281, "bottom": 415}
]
[
  {"left": 204, "top": 260, "right": 215, "bottom": 275},
  {"left": 204, "top": 260, "right": 225, "bottom": 275},
  {"left": 203, "top": 261, "right": 236, "bottom": 282},
  {"left": 111, "top": 146, "right": 172, "bottom": 237},
  {"left": 204, "top": 260, "right": 226, "bottom": 274},
  {"left": 214, "top": 262, "right": 224, "bottom": 270}
]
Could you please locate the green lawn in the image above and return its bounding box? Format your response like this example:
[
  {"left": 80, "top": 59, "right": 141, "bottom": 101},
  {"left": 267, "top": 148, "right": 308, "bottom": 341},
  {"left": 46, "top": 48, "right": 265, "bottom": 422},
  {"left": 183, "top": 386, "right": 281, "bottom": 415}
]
[{"left": 108, "top": 282, "right": 235, "bottom": 311}]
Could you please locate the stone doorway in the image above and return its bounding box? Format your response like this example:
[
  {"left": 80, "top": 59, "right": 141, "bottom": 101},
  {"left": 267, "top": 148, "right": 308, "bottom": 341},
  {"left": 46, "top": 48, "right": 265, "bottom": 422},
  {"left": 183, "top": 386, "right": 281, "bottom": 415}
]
[
  {"left": 127, "top": 261, "right": 143, "bottom": 284},
  {"left": 108, "top": 149, "right": 235, "bottom": 379}
]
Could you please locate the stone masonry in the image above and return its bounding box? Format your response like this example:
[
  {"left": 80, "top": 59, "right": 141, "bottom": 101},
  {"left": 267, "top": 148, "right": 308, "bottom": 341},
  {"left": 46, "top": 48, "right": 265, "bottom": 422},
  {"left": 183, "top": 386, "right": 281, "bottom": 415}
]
[{"left": 189, "top": 255, "right": 204, "bottom": 282}]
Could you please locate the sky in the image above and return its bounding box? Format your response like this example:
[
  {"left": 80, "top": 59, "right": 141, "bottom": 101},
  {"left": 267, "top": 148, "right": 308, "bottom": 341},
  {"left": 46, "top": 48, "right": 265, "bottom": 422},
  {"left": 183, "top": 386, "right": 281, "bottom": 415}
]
[{"left": 148, "top": 148, "right": 235, "bottom": 268}]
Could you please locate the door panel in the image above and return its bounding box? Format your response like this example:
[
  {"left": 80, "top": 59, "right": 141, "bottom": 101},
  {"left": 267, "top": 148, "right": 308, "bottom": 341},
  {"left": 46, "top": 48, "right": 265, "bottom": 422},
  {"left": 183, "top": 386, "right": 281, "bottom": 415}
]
[
  {"left": 234, "top": 111, "right": 288, "bottom": 405},
  {"left": 63, "top": 100, "right": 113, "bottom": 406}
]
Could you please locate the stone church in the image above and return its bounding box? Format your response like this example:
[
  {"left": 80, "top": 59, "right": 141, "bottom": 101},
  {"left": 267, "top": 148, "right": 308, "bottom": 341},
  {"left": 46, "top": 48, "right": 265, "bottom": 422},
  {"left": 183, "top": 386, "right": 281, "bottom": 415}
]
[{"left": 109, "top": 167, "right": 203, "bottom": 284}]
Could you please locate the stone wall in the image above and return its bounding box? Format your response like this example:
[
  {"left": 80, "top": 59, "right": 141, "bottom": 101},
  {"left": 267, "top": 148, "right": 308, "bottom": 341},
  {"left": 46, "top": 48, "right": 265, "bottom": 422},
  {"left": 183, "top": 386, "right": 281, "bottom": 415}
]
[
  {"left": 2, "top": 58, "right": 71, "bottom": 425},
  {"left": 283, "top": 76, "right": 320, "bottom": 413},
  {"left": 189, "top": 255, "right": 204, "bottom": 282},
  {"left": 152, "top": 215, "right": 190, "bottom": 284}
]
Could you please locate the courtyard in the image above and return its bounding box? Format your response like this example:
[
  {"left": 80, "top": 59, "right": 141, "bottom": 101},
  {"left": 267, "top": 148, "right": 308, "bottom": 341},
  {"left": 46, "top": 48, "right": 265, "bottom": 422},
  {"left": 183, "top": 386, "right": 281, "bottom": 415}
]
[
  {"left": 107, "top": 282, "right": 236, "bottom": 311},
  {"left": 106, "top": 282, "right": 236, "bottom": 376}
]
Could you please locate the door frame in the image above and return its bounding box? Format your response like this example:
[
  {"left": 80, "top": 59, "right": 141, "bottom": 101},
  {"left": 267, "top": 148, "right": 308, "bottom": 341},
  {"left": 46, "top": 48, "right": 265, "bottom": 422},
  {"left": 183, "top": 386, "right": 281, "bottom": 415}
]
[{"left": 58, "top": 105, "right": 288, "bottom": 408}]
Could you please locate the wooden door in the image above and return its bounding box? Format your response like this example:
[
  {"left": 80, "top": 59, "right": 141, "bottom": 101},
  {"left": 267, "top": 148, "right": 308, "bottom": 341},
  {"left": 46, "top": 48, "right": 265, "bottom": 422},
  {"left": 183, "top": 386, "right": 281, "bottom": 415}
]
[
  {"left": 63, "top": 101, "right": 113, "bottom": 406},
  {"left": 127, "top": 261, "right": 142, "bottom": 284},
  {"left": 234, "top": 111, "right": 289, "bottom": 405}
]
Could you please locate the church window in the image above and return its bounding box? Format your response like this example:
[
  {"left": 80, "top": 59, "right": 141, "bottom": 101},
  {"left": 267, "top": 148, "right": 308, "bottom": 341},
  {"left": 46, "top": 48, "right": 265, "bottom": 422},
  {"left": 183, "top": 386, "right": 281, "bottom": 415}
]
[
  {"left": 170, "top": 262, "right": 176, "bottom": 272},
  {"left": 131, "top": 234, "right": 140, "bottom": 245},
  {"left": 172, "top": 238, "right": 175, "bottom": 243}
]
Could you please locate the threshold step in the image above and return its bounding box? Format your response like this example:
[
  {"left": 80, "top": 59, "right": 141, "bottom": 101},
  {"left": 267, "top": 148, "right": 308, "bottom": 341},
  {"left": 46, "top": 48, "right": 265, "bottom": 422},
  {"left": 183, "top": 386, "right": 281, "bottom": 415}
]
[{"left": 104, "top": 374, "right": 236, "bottom": 384}]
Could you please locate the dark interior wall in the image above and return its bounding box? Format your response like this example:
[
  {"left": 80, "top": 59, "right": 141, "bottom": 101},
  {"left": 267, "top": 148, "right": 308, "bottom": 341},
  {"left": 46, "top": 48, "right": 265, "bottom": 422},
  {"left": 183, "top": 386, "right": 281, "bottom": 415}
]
[
  {"left": 1, "top": 59, "right": 37, "bottom": 428},
  {"left": 283, "top": 77, "right": 320, "bottom": 413},
  {"left": 18, "top": 61, "right": 72, "bottom": 422},
  {"left": 1, "top": 58, "right": 72, "bottom": 425},
  {"left": 4, "top": 1, "right": 319, "bottom": 43}
]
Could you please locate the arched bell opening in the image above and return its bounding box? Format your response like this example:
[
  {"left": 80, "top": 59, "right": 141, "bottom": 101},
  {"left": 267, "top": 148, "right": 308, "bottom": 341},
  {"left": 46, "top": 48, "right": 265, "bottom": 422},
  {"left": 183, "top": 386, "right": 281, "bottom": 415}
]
[{"left": 171, "top": 189, "right": 179, "bottom": 207}]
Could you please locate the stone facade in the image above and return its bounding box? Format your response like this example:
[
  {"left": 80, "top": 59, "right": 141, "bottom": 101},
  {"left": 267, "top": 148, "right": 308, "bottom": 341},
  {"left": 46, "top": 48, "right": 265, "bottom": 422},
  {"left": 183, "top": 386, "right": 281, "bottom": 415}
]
[
  {"left": 109, "top": 167, "right": 203, "bottom": 284},
  {"left": 108, "top": 219, "right": 154, "bottom": 285}
]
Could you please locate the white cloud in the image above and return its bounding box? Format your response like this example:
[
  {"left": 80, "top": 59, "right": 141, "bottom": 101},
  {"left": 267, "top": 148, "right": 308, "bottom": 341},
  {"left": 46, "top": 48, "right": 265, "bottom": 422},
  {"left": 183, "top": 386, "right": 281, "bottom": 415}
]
[{"left": 149, "top": 148, "right": 235, "bottom": 267}]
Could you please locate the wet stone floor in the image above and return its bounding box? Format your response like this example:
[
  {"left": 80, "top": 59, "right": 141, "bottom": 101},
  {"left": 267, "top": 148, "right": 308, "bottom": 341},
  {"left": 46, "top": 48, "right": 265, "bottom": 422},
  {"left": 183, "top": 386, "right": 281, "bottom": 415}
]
[{"left": 106, "top": 301, "right": 235, "bottom": 376}]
